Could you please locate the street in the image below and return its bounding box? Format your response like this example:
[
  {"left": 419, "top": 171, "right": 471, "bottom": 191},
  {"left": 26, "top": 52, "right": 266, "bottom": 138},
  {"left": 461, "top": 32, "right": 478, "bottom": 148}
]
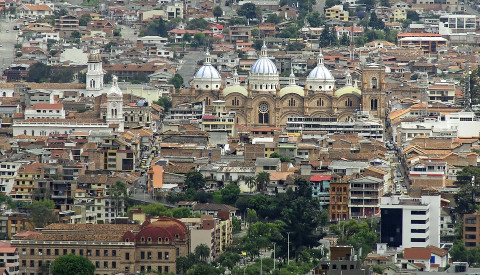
[
  {"left": 120, "top": 24, "right": 139, "bottom": 43},
  {"left": 177, "top": 51, "right": 204, "bottom": 88},
  {"left": 0, "top": 19, "right": 18, "bottom": 74}
]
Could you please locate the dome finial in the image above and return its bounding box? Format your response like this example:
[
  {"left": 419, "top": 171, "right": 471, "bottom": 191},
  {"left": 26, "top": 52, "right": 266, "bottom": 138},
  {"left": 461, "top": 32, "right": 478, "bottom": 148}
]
[
  {"left": 317, "top": 49, "right": 324, "bottom": 66},
  {"left": 261, "top": 41, "right": 267, "bottom": 57},
  {"left": 233, "top": 68, "right": 239, "bottom": 85},
  {"left": 289, "top": 70, "right": 296, "bottom": 86}
]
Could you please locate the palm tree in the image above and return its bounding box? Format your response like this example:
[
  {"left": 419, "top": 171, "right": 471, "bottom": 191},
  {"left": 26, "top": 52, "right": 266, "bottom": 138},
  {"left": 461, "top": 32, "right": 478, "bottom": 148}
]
[
  {"left": 194, "top": 244, "right": 210, "bottom": 262},
  {"left": 245, "top": 176, "right": 256, "bottom": 193},
  {"left": 255, "top": 172, "right": 270, "bottom": 193}
]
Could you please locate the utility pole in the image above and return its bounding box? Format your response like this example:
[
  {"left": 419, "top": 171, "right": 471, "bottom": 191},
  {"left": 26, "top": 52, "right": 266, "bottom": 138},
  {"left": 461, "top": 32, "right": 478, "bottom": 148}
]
[
  {"left": 273, "top": 242, "right": 276, "bottom": 270},
  {"left": 287, "top": 232, "right": 291, "bottom": 265}
]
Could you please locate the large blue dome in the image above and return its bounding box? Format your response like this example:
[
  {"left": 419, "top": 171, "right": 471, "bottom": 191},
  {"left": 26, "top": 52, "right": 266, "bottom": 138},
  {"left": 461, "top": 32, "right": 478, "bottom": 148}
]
[
  {"left": 250, "top": 57, "right": 278, "bottom": 75},
  {"left": 194, "top": 65, "right": 221, "bottom": 79},
  {"left": 307, "top": 65, "right": 334, "bottom": 80}
]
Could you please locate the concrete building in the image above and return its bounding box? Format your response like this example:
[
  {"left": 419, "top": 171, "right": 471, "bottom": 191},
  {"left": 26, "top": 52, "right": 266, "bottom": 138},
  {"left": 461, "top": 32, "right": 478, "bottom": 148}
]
[
  {"left": 380, "top": 195, "right": 441, "bottom": 248},
  {"left": 0, "top": 241, "right": 19, "bottom": 275},
  {"left": 439, "top": 14, "right": 477, "bottom": 35},
  {"left": 349, "top": 176, "right": 384, "bottom": 218},
  {"left": 463, "top": 211, "right": 480, "bottom": 249},
  {"left": 325, "top": 5, "right": 349, "bottom": 21}
]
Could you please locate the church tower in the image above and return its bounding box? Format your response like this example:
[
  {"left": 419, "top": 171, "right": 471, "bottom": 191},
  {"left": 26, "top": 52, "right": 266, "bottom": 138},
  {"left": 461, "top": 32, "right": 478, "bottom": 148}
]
[
  {"left": 106, "top": 75, "right": 124, "bottom": 132},
  {"left": 86, "top": 46, "right": 104, "bottom": 96},
  {"left": 361, "top": 64, "right": 386, "bottom": 120}
]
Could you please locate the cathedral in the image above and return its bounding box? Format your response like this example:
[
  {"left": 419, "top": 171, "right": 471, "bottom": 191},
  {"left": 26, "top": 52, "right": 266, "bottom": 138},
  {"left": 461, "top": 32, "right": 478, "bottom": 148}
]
[{"left": 172, "top": 44, "right": 387, "bottom": 127}]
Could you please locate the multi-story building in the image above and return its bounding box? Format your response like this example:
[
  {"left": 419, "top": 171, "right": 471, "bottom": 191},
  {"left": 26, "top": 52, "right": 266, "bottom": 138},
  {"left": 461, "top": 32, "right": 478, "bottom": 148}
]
[
  {"left": 228, "top": 26, "right": 252, "bottom": 44},
  {"left": 0, "top": 161, "right": 23, "bottom": 194},
  {"left": 329, "top": 179, "right": 349, "bottom": 221},
  {"left": 12, "top": 219, "right": 189, "bottom": 275},
  {"left": 427, "top": 82, "right": 456, "bottom": 104},
  {"left": 463, "top": 211, "right": 480, "bottom": 249},
  {"left": 54, "top": 15, "right": 79, "bottom": 37},
  {"left": 409, "top": 161, "right": 448, "bottom": 189},
  {"left": 10, "top": 163, "right": 46, "bottom": 202},
  {"left": 349, "top": 176, "right": 384, "bottom": 218},
  {"left": 200, "top": 100, "right": 236, "bottom": 137},
  {"left": 24, "top": 103, "right": 66, "bottom": 119},
  {"left": 325, "top": 5, "right": 349, "bottom": 21},
  {"left": 380, "top": 195, "right": 441, "bottom": 248},
  {"left": 398, "top": 35, "right": 447, "bottom": 53},
  {"left": 0, "top": 241, "right": 19, "bottom": 275},
  {"left": 439, "top": 14, "right": 477, "bottom": 35},
  {"left": 310, "top": 175, "right": 330, "bottom": 210}
]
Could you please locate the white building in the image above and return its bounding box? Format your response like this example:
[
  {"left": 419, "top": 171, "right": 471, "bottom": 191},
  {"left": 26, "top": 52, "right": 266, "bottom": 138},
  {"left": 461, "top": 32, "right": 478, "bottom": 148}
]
[
  {"left": 380, "top": 195, "right": 441, "bottom": 249},
  {"left": 85, "top": 47, "right": 104, "bottom": 97},
  {"left": 305, "top": 51, "right": 336, "bottom": 92},
  {"left": 439, "top": 14, "right": 477, "bottom": 35},
  {"left": 106, "top": 76, "right": 125, "bottom": 132},
  {"left": 18, "top": 4, "right": 53, "bottom": 18},
  {"left": 24, "top": 103, "right": 66, "bottom": 119},
  {"left": 0, "top": 162, "right": 23, "bottom": 194}
]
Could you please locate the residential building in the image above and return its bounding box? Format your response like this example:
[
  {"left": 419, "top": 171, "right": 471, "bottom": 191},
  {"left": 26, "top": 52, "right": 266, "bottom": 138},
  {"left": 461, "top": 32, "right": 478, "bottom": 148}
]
[
  {"left": 329, "top": 179, "right": 349, "bottom": 221},
  {"left": 310, "top": 174, "right": 330, "bottom": 210},
  {"left": 349, "top": 176, "right": 384, "bottom": 219},
  {"left": 409, "top": 161, "right": 448, "bottom": 189},
  {"left": 325, "top": 5, "right": 349, "bottom": 21},
  {"left": 24, "top": 103, "right": 65, "bottom": 119},
  {"left": 54, "top": 15, "right": 79, "bottom": 37},
  {"left": 380, "top": 195, "right": 441, "bottom": 248},
  {"left": 0, "top": 161, "right": 22, "bottom": 194},
  {"left": 427, "top": 82, "right": 456, "bottom": 104},
  {"left": 0, "top": 241, "right": 19, "bottom": 275},
  {"left": 398, "top": 36, "right": 447, "bottom": 53},
  {"left": 200, "top": 100, "right": 236, "bottom": 137},
  {"left": 228, "top": 26, "right": 252, "bottom": 44},
  {"left": 439, "top": 14, "right": 477, "bottom": 35},
  {"left": 12, "top": 219, "right": 189, "bottom": 274},
  {"left": 463, "top": 211, "right": 480, "bottom": 248},
  {"left": 18, "top": 4, "right": 53, "bottom": 18}
]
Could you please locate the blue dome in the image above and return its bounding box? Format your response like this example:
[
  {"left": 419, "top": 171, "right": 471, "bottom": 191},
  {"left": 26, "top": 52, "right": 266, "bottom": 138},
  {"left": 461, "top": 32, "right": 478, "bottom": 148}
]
[
  {"left": 194, "top": 65, "right": 221, "bottom": 79},
  {"left": 250, "top": 58, "right": 278, "bottom": 75},
  {"left": 307, "top": 65, "right": 334, "bottom": 80}
]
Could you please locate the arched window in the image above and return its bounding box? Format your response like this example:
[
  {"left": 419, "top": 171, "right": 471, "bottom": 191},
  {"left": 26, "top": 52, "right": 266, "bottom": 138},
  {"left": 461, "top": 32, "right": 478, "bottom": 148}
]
[
  {"left": 255, "top": 84, "right": 258, "bottom": 89},
  {"left": 2, "top": 92, "right": 5, "bottom": 97},
  {"left": 232, "top": 97, "right": 239, "bottom": 106},
  {"left": 90, "top": 79, "right": 95, "bottom": 88},
  {"left": 345, "top": 98, "right": 353, "bottom": 107},
  {"left": 319, "top": 86, "right": 322, "bottom": 90},
  {"left": 288, "top": 98, "right": 296, "bottom": 107},
  {"left": 371, "top": 99, "right": 378, "bottom": 110},
  {"left": 371, "top": 77, "right": 378, "bottom": 89},
  {"left": 147, "top": 237, "right": 152, "bottom": 242},
  {"left": 158, "top": 237, "right": 162, "bottom": 242},
  {"left": 205, "top": 97, "right": 210, "bottom": 105},
  {"left": 260, "top": 84, "right": 263, "bottom": 90},
  {"left": 258, "top": 102, "right": 269, "bottom": 124},
  {"left": 140, "top": 237, "right": 145, "bottom": 242},
  {"left": 111, "top": 109, "right": 114, "bottom": 116},
  {"left": 317, "top": 99, "right": 324, "bottom": 107},
  {"left": 125, "top": 238, "right": 129, "bottom": 242},
  {"left": 206, "top": 85, "right": 209, "bottom": 89}
]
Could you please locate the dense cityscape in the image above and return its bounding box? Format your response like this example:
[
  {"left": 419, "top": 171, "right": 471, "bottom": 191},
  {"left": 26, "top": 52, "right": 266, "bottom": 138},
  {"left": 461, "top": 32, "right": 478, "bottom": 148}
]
[{"left": 0, "top": 0, "right": 479, "bottom": 274}]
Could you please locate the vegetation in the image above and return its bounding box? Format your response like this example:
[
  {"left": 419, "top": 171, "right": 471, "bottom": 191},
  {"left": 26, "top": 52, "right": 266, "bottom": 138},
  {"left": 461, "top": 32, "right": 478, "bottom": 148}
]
[
  {"left": 319, "top": 25, "right": 337, "bottom": 48},
  {"left": 51, "top": 254, "right": 95, "bottom": 275},
  {"left": 129, "top": 203, "right": 194, "bottom": 218},
  {"left": 169, "top": 74, "right": 184, "bottom": 89},
  {"left": 329, "top": 219, "right": 378, "bottom": 258},
  {"left": 306, "top": 11, "right": 322, "bottom": 27},
  {"left": 237, "top": 3, "right": 262, "bottom": 23},
  {"left": 221, "top": 183, "right": 240, "bottom": 205},
  {"left": 153, "top": 96, "right": 172, "bottom": 112},
  {"left": 186, "top": 18, "right": 210, "bottom": 30},
  {"left": 30, "top": 200, "right": 57, "bottom": 228},
  {"left": 269, "top": 152, "right": 292, "bottom": 163},
  {"left": 79, "top": 14, "right": 91, "bottom": 26},
  {"left": 213, "top": 6, "right": 223, "bottom": 22}
]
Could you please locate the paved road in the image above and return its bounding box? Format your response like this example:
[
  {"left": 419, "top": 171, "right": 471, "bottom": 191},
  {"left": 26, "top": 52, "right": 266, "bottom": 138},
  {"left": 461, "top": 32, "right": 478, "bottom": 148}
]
[
  {"left": 177, "top": 51, "right": 204, "bottom": 88},
  {"left": 0, "top": 19, "right": 18, "bottom": 74},
  {"left": 120, "top": 24, "right": 139, "bottom": 43},
  {"left": 465, "top": 3, "right": 480, "bottom": 17}
]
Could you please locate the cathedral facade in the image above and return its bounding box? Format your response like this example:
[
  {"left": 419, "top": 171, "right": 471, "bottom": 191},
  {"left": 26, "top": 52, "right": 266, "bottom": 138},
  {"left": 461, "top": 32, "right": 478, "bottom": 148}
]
[{"left": 172, "top": 45, "right": 386, "bottom": 127}]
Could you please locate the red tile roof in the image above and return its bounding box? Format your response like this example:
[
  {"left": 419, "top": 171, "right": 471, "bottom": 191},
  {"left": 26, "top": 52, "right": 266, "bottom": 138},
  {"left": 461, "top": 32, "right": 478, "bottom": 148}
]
[
  {"left": 310, "top": 175, "right": 332, "bottom": 181},
  {"left": 403, "top": 248, "right": 431, "bottom": 260}
]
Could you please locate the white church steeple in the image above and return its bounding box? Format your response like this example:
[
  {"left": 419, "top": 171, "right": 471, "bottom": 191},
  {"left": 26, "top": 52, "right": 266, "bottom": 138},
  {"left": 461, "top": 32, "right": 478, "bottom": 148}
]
[
  {"left": 86, "top": 46, "right": 104, "bottom": 96},
  {"left": 106, "top": 75, "right": 124, "bottom": 132}
]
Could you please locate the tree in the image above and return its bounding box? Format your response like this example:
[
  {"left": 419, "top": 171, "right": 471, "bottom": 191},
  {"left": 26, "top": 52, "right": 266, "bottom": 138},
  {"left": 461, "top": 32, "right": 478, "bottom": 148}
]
[
  {"left": 253, "top": 39, "right": 264, "bottom": 51},
  {"left": 50, "top": 67, "right": 74, "bottom": 83},
  {"left": 340, "top": 33, "right": 350, "bottom": 46},
  {"left": 278, "top": 24, "right": 300, "bottom": 38},
  {"left": 30, "top": 200, "right": 57, "bottom": 228},
  {"left": 70, "top": 30, "right": 81, "bottom": 39},
  {"left": 380, "top": 0, "right": 390, "bottom": 6},
  {"left": 369, "top": 12, "right": 385, "bottom": 29},
  {"left": 266, "top": 14, "right": 281, "bottom": 24},
  {"left": 187, "top": 263, "right": 223, "bottom": 275},
  {"left": 111, "top": 181, "right": 129, "bottom": 218},
  {"left": 195, "top": 244, "right": 210, "bottom": 262},
  {"left": 255, "top": 172, "right": 270, "bottom": 192},
  {"left": 153, "top": 96, "right": 172, "bottom": 112},
  {"left": 306, "top": 11, "right": 322, "bottom": 27},
  {"left": 51, "top": 254, "right": 95, "bottom": 275},
  {"left": 191, "top": 33, "right": 207, "bottom": 48},
  {"left": 186, "top": 18, "right": 210, "bottom": 30},
  {"left": 454, "top": 185, "right": 480, "bottom": 215},
  {"left": 329, "top": 218, "right": 378, "bottom": 258},
  {"left": 221, "top": 183, "right": 240, "bottom": 205},
  {"left": 359, "top": 0, "right": 376, "bottom": 9},
  {"left": 407, "top": 10, "right": 420, "bottom": 21},
  {"left": 319, "top": 25, "right": 338, "bottom": 47},
  {"left": 246, "top": 208, "right": 258, "bottom": 225},
  {"left": 27, "top": 63, "right": 51, "bottom": 83},
  {"left": 245, "top": 176, "right": 256, "bottom": 193},
  {"left": 79, "top": 14, "right": 91, "bottom": 26},
  {"left": 169, "top": 74, "right": 184, "bottom": 89},
  {"left": 251, "top": 27, "right": 259, "bottom": 37},
  {"left": 237, "top": 3, "right": 262, "bottom": 22},
  {"left": 269, "top": 152, "right": 291, "bottom": 163},
  {"left": 286, "top": 42, "right": 305, "bottom": 51},
  {"left": 213, "top": 6, "right": 223, "bottom": 22},
  {"left": 325, "top": 0, "right": 340, "bottom": 8}
]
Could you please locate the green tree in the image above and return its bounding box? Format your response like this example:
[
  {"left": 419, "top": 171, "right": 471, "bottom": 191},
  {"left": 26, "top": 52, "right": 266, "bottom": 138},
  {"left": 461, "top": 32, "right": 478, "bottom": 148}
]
[
  {"left": 191, "top": 33, "right": 207, "bottom": 48},
  {"left": 183, "top": 32, "right": 192, "bottom": 43},
  {"left": 104, "top": 71, "right": 113, "bottom": 84},
  {"left": 141, "top": 18, "right": 168, "bottom": 37},
  {"left": 380, "top": 0, "right": 390, "bottom": 6},
  {"left": 50, "top": 67, "right": 74, "bottom": 83},
  {"left": 187, "top": 263, "right": 223, "bottom": 275},
  {"left": 269, "top": 152, "right": 292, "bottom": 163},
  {"left": 70, "top": 30, "right": 81, "bottom": 39},
  {"left": 340, "top": 33, "right": 350, "bottom": 46},
  {"left": 255, "top": 172, "right": 270, "bottom": 192},
  {"left": 237, "top": 3, "right": 262, "bottom": 22},
  {"left": 218, "top": 252, "right": 241, "bottom": 270},
  {"left": 195, "top": 244, "right": 210, "bottom": 262},
  {"left": 30, "top": 200, "right": 57, "bottom": 228},
  {"left": 286, "top": 41, "right": 305, "bottom": 51},
  {"left": 186, "top": 18, "right": 210, "bottom": 30},
  {"left": 111, "top": 181, "right": 129, "bottom": 218},
  {"left": 454, "top": 185, "right": 480, "bottom": 215},
  {"left": 407, "top": 10, "right": 420, "bottom": 21},
  {"left": 319, "top": 25, "right": 338, "bottom": 47},
  {"left": 79, "top": 14, "right": 91, "bottom": 26},
  {"left": 229, "top": 17, "right": 248, "bottom": 26},
  {"left": 153, "top": 96, "right": 172, "bottom": 112},
  {"left": 27, "top": 62, "right": 51, "bottom": 83},
  {"left": 51, "top": 254, "right": 95, "bottom": 275},
  {"left": 185, "top": 171, "right": 206, "bottom": 190},
  {"left": 278, "top": 24, "right": 300, "bottom": 38},
  {"left": 359, "top": 0, "right": 376, "bottom": 9},
  {"left": 325, "top": 0, "right": 340, "bottom": 8},
  {"left": 213, "top": 6, "right": 223, "bottom": 22},
  {"left": 169, "top": 74, "right": 184, "bottom": 89},
  {"left": 251, "top": 27, "right": 259, "bottom": 37},
  {"left": 253, "top": 39, "right": 264, "bottom": 51},
  {"left": 266, "top": 14, "right": 281, "bottom": 24},
  {"left": 450, "top": 241, "right": 468, "bottom": 262},
  {"left": 369, "top": 12, "right": 385, "bottom": 29},
  {"left": 245, "top": 176, "right": 256, "bottom": 193},
  {"left": 306, "top": 11, "right": 322, "bottom": 27},
  {"left": 222, "top": 183, "right": 240, "bottom": 205},
  {"left": 246, "top": 208, "right": 258, "bottom": 225},
  {"left": 329, "top": 218, "right": 378, "bottom": 258}
]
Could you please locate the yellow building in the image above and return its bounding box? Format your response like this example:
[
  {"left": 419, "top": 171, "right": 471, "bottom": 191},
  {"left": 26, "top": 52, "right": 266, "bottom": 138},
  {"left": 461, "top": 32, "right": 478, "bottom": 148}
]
[
  {"left": 391, "top": 8, "right": 406, "bottom": 22},
  {"left": 201, "top": 100, "right": 236, "bottom": 136},
  {"left": 11, "top": 163, "right": 45, "bottom": 202},
  {"left": 325, "top": 5, "right": 349, "bottom": 22}
]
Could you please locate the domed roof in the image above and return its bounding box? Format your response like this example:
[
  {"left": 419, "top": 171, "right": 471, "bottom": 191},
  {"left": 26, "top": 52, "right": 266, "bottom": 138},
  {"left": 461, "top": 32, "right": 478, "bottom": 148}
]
[
  {"left": 334, "top": 86, "right": 362, "bottom": 97},
  {"left": 250, "top": 58, "right": 278, "bottom": 75},
  {"left": 279, "top": 86, "right": 304, "bottom": 97},
  {"left": 307, "top": 51, "right": 334, "bottom": 81},
  {"left": 194, "top": 65, "right": 221, "bottom": 79},
  {"left": 223, "top": 85, "right": 248, "bottom": 97}
]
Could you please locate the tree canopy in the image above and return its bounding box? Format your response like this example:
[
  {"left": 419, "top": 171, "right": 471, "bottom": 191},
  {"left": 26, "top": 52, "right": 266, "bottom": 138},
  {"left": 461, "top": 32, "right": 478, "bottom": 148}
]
[
  {"left": 51, "top": 254, "right": 95, "bottom": 275},
  {"left": 237, "top": 3, "right": 262, "bottom": 22},
  {"left": 153, "top": 96, "right": 172, "bottom": 112},
  {"left": 221, "top": 183, "right": 240, "bottom": 205}
]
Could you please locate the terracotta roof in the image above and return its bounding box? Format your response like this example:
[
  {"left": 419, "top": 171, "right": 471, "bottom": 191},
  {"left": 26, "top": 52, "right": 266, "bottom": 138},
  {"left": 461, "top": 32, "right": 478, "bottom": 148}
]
[
  {"left": 310, "top": 175, "right": 332, "bottom": 181},
  {"left": 403, "top": 248, "right": 431, "bottom": 260},
  {"left": 193, "top": 203, "right": 238, "bottom": 212},
  {"left": 427, "top": 246, "right": 448, "bottom": 257},
  {"left": 24, "top": 4, "right": 52, "bottom": 11},
  {"left": 30, "top": 103, "right": 63, "bottom": 110},
  {"left": 0, "top": 83, "right": 85, "bottom": 89},
  {"left": 269, "top": 172, "right": 293, "bottom": 181}
]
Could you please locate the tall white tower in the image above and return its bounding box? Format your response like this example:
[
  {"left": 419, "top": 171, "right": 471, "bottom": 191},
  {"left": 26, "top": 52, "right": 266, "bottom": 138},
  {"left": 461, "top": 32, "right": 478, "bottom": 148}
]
[
  {"left": 86, "top": 46, "right": 104, "bottom": 96},
  {"left": 106, "top": 75, "right": 124, "bottom": 132}
]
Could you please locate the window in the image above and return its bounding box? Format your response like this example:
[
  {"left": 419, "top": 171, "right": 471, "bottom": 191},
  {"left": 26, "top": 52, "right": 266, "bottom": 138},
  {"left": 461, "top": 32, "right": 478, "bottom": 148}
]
[
  {"left": 125, "top": 253, "right": 130, "bottom": 260},
  {"left": 148, "top": 252, "right": 152, "bottom": 259},
  {"left": 95, "top": 261, "right": 100, "bottom": 268},
  {"left": 232, "top": 97, "right": 239, "bottom": 106},
  {"left": 288, "top": 98, "right": 296, "bottom": 107},
  {"left": 317, "top": 99, "right": 324, "bottom": 106},
  {"left": 141, "top": 251, "right": 145, "bottom": 259},
  {"left": 30, "top": 260, "right": 34, "bottom": 267},
  {"left": 112, "top": 250, "right": 116, "bottom": 257},
  {"left": 96, "top": 250, "right": 100, "bottom": 257},
  {"left": 104, "top": 250, "right": 108, "bottom": 257},
  {"left": 165, "top": 266, "right": 169, "bottom": 272},
  {"left": 63, "top": 249, "right": 67, "bottom": 255},
  {"left": 370, "top": 99, "right": 378, "bottom": 110},
  {"left": 55, "top": 249, "right": 59, "bottom": 256},
  {"left": 158, "top": 252, "right": 162, "bottom": 260},
  {"left": 112, "top": 262, "right": 116, "bottom": 268},
  {"left": 104, "top": 261, "right": 108, "bottom": 268},
  {"left": 258, "top": 102, "right": 269, "bottom": 124},
  {"left": 345, "top": 98, "right": 353, "bottom": 107},
  {"left": 371, "top": 77, "right": 378, "bottom": 89},
  {"left": 165, "top": 252, "right": 169, "bottom": 260}
]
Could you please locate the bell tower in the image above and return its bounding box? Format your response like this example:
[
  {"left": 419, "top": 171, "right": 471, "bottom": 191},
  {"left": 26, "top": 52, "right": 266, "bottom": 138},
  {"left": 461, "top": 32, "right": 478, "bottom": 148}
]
[
  {"left": 86, "top": 46, "right": 104, "bottom": 96},
  {"left": 361, "top": 64, "right": 386, "bottom": 120}
]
